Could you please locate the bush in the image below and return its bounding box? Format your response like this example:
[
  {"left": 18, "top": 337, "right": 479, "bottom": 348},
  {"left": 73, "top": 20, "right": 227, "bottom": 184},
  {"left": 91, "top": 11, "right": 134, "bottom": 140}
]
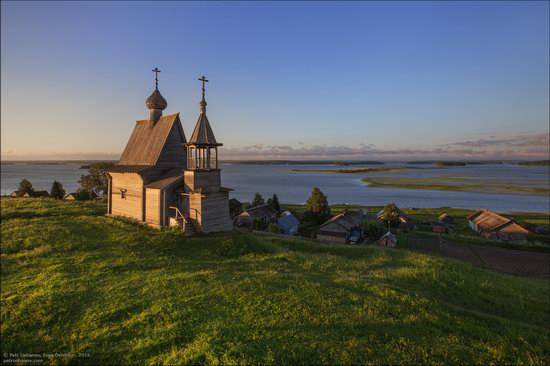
[
  {"left": 75, "top": 189, "right": 92, "bottom": 201},
  {"left": 268, "top": 223, "right": 282, "bottom": 234}
]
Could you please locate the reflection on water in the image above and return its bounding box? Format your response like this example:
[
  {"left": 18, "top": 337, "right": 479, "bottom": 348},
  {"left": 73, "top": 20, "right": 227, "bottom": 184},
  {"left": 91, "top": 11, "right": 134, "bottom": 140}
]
[{"left": 1, "top": 162, "right": 549, "bottom": 213}]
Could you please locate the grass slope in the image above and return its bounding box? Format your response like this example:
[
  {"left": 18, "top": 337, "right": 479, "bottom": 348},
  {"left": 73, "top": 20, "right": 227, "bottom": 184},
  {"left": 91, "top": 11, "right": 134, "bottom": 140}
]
[{"left": 1, "top": 199, "right": 549, "bottom": 365}]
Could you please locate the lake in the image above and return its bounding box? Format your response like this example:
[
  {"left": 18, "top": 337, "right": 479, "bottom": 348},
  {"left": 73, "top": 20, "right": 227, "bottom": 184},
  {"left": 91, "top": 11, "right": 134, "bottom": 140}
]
[{"left": 1, "top": 162, "right": 549, "bottom": 213}]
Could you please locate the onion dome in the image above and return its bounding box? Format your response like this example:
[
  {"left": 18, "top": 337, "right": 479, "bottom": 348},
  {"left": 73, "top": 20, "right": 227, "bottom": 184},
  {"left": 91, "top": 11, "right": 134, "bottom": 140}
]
[{"left": 146, "top": 89, "right": 167, "bottom": 111}]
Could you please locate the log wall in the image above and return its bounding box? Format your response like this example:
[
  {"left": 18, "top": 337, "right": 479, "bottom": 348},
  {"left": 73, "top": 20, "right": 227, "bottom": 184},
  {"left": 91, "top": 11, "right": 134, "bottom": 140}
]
[{"left": 110, "top": 173, "right": 144, "bottom": 221}]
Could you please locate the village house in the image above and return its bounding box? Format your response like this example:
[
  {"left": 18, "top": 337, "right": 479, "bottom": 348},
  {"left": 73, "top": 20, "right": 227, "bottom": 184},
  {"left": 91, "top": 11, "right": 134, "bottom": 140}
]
[
  {"left": 467, "top": 209, "right": 529, "bottom": 241},
  {"left": 64, "top": 193, "right": 78, "bottom": 201},
  {"left": 233, "top": 204, "right": 278, "bottom": 229},
  {"left": 431, "top": 221, "right": 448, "bottom": 234},
  {"left": 276, "top": 211, "right": 300, "bottom": 235},
  {"left": 23, "top": 191, "right": 50, "bottom": 198},
  {"left": 317, "top": 210, "right": 364, "bottom": 243},
  {"left": 377, "top": 231, "right": 397, "bottom": 247},
  {"left": 104, "top": 71, "right": 231, "bottom": 234},
  {"left": 9, "top": 191, "right": 17, "bottom": 198},
  {"left": 438, "top": 213, "right": 454, "bottom": 225}
]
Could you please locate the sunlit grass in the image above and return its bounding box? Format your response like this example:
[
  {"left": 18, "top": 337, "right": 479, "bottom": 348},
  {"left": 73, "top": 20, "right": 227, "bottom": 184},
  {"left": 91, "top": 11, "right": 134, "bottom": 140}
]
[{"left": 1, "top": 198, "right": 549, "bottom": 364}]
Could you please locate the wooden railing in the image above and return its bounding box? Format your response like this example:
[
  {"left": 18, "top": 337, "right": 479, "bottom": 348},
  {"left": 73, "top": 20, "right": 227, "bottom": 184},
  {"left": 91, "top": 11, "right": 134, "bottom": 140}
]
[
  {"left": 190, "top": 208, "right": 201, "bottom": 221},
  {"left": 169, "top": 206, "right": 188, "bottom": 228}
]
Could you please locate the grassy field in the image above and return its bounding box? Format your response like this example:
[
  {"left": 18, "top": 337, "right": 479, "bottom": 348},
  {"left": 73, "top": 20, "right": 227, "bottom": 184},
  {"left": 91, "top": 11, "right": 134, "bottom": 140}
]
[
  {"left": 1, "top": 198, "right": 549, "bottom": 364},
  {"left": 362, "top": 176, "right": 549, "bottom": 196}
]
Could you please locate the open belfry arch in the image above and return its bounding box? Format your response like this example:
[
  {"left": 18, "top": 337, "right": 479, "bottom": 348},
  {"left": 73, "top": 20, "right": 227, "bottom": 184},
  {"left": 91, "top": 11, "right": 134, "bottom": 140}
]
[{"left": 105, "top": 69, "right": 232, "bottom": 234}]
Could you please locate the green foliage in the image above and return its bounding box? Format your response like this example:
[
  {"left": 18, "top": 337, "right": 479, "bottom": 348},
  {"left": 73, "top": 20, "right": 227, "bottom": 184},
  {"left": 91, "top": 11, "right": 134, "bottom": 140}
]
[
  {"left": 251, "top": 192, "right": 265, "bottom": 207},
  {"left": 75, "top": 188, "right": 92, "bottom": 201},
  {"left": 1, "top": 198, "right": 549, "bottom": 365},
  {"left": 380, "top": 203, "right": 402, "bottom": 228},
  {"left": 49, "top": 181, "right": 65, "bottom": 200},
  {"left": 362, "top": 220, "right": 386, "bottom": 240},
  {"left": 266, "top": 194, "right": 281, "bottom": 213},
  {"left": 304, "top": 187, "right": 331, "bottom": 225},
  {"left": 17, "top": 178, "right": 34, "bottom": 197},
  {"left": 268, "top": 222, "right": 282, "bottom": 234},
  {"left": 78, "top": 161, "right": 114, "bottom": 195}
]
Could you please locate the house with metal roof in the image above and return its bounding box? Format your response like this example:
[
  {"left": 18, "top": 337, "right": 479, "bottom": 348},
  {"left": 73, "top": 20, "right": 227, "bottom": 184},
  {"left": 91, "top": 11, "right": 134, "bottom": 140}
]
[
  {"left": 467, "top": 209, "right": 529, "bottom": 241},
  {"left": 317, "top": 210, "right": 364, "bottom": 243},
  {"left": 104, "top": 71, "right": 231, "bottom": 234},
  {"left": 276, "top": 211, "right": 300, "bottom": 235}
]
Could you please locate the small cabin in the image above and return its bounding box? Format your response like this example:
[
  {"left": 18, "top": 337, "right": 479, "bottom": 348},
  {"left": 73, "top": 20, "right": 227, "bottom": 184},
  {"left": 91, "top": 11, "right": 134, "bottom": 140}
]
[
  {"left": 377, "top": 231, "right": 397, "bottom": 247},
  {"left": 317, "top": 210, "right": 364, "bottom": 243},
  {"left": 9, "top": 191, "right": 17, "bottom": 198},
  {"left": 438, "top": 213, "right": 454, "bottom": 225},
  {"left": 234, "top": 204, "right": 278, "bottom": 230},
  {"left": 276, "top": 211, "right": 300, "bottom": 235},
  {"left": 431, "top": 221, "right": 447, "bottom": 234},
  {"left": 64, "top": 193, "right": 77, "bottom": 201}
]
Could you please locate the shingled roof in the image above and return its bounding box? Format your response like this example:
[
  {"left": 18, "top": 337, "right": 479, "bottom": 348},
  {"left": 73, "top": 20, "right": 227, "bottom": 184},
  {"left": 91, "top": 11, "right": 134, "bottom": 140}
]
[
  {"left": 188, "top": 113, "right": 221, "bottom": 146},
  {"left": 116, "top": 113, "right": 185, "bottom": 166}
]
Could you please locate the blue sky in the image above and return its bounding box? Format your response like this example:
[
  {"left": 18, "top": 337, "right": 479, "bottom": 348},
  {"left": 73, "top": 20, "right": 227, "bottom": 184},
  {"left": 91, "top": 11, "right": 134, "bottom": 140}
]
[{"left": 1, "top": 1, "right": 548, "bottom": 160}]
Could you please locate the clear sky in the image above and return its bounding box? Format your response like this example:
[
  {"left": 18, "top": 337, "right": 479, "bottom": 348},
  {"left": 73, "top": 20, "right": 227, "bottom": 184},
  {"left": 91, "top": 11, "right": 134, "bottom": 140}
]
[{"left": 1, "top": 1, "right": 549, "bottom": 161}]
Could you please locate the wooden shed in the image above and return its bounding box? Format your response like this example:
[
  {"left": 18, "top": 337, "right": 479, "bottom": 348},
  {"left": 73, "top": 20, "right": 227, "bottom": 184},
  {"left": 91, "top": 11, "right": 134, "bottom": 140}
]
[{"left": 377, "top": 231, "right": 397, "bottom": 247}]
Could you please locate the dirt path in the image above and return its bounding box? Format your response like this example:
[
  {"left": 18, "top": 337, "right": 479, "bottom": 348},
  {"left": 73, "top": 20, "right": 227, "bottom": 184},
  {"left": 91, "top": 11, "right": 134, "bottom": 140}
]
[{"left": 407, "top": 238, "right": 549, "bottom": 278}]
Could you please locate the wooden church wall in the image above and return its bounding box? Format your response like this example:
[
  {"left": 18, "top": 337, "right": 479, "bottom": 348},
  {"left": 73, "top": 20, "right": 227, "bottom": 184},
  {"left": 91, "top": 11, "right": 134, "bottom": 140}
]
[{"left": 110, "top": 173, "right": 144, "bottom": 221}]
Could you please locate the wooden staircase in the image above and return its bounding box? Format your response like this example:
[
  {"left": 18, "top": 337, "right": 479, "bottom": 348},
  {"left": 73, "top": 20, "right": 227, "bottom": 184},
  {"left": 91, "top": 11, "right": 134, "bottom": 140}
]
[
  {"left": 182, "top": 218, "right": 197, "bottom": 236},
  {"left": 169, "top": 206, "right": 200, "bottom": 235}
]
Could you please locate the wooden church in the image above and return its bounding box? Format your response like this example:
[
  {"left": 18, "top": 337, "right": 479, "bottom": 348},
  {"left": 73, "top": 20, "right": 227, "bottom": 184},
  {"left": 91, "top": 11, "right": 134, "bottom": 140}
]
[{"left": 104, "top": 70, "right": 232, "bottom": 234}]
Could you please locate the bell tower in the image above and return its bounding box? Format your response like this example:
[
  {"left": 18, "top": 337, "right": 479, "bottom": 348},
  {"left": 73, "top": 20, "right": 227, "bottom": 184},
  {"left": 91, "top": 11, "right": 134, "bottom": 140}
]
[{"left": 182, "top": 76, "right": 231, "bottom": 233}]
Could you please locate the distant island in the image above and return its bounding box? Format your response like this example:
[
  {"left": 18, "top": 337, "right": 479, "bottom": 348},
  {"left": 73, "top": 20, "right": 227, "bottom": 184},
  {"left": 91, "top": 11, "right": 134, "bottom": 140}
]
[
  {"left": 291, "top": 167, "right": 429, "bottom": 174},
  {"left": 517, "top": 160, "right": 549, "bottom": 166},
  {"left": 434, "top": 162, "right": 466, "bottom": 166},
  {"left": 406, "top": 160, "right": 506, "bottom": 165}
]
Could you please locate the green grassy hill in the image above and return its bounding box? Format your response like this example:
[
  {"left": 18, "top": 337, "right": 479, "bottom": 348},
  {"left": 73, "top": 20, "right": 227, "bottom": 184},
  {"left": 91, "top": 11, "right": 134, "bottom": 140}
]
[{"left": 1, "top": 198, "right": 549, "bottom": 365}]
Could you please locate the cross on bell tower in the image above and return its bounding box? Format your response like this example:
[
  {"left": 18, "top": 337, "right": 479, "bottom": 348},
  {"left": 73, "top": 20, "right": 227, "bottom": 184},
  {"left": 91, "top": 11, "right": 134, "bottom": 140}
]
[
  {"left": 185, "top": 75, "right": 222, "bottom": 171},
  {"left": 152, "top": 68, "right": 161, "bottom": 90}
]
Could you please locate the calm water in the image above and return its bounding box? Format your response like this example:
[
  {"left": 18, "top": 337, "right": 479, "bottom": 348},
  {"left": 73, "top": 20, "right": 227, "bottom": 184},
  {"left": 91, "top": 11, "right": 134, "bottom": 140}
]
[{"left": 1, "top": 162, "right": 549, "bottom": 213}]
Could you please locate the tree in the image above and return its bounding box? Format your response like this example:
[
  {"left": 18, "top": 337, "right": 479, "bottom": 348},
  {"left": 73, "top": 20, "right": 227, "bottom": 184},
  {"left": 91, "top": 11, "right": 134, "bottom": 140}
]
[
  {"left": 380, "top": 203, "right": 402, "bottom": 228},
  {"left": 50, "top": 181, "right": 65, "bottom": 200},
  {"left": 251, "top": 192, "right": 265, "bottom": 207},
  {"left": 17, "top": 179, "right": 34, "bottom": 197},
  {"left": 267, "top": 193, "right": 281, "bottom": 213},
  {"left": 78, "top": 161, "right": 114, "bottom": 196},
  {"left": 304, "top": 187, "right": 331, "bottom": 225}
]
